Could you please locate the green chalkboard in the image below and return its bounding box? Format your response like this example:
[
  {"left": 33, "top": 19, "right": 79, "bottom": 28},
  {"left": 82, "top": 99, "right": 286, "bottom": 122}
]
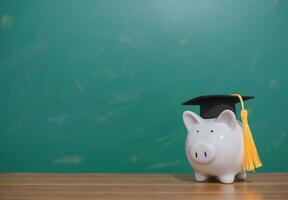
[{"left": 0, "top": 0, "right": 287, "bottom": 172}]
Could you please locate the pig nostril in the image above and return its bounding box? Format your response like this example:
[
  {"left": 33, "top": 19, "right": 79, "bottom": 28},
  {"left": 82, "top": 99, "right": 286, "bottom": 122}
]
[
  {"left": 195, "top": 152, "right": 198, "bottom": 158},
  {"left": 204, "top": 152, "right": 207, "bottom": 157}
]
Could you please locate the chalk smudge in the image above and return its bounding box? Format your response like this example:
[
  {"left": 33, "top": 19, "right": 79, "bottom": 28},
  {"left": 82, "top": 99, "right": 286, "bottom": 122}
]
[
  {"left": 148, "top": 160, "right": 182, "bottom": 169},
  {"left": 129, "top": 155, "right": 139, "bottom": 163},
  {"left": 0, "top": 14, "right": 14, "bottom": 30},
  {"left": 96, "top": 110, "right": 116, "bottom": 123},
  {"left": 180, "top": 32, "right": 193, "bottom": 46},
  {"left": 53, "top": 155, "right": 82, "bottom": 165},
  {"left": 268, "top": 78, "right": 280, "bottom": 90},
  {"left": 75, "top": 80, "right": 85, "bottom": 93},
  {"left": 46, "top": 113, "right": 68, "bottom": 124}
]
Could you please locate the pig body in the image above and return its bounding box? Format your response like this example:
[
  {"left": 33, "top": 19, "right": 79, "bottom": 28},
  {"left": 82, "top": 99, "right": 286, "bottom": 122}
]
[{"left": 183, "top": 109, "right": 246, "bottom": 183}]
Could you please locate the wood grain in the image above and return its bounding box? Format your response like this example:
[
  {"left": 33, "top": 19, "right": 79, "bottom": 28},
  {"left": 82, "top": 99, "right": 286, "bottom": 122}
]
[{"left": 0, "top": 173, "right": 287, "bottom": 200}]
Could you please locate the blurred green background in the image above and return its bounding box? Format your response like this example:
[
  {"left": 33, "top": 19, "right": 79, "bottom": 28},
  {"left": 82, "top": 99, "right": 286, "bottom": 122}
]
[{"left": 0, "top": 0, "right": 287, "bottom": 173}]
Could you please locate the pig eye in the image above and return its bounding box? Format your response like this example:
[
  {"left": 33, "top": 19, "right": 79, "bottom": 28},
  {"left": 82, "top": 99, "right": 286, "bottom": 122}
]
[
  {"left": 196, "top": 130, "right": 199, "bottom": 133},
  {"left": 210, "top": 130, "right": 214, "bottom": 133}
]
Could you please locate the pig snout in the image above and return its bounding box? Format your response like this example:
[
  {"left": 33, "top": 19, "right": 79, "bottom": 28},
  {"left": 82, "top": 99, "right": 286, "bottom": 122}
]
[{"left": 190, "top": 143, "right": 215, "bottom": 164}]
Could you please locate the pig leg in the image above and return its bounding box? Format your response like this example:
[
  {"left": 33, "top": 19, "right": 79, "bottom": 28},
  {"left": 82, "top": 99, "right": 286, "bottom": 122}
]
[
  {"left": 195, "top": 172, "right": 208, "bottom": 182},
  {"left": 218, "top": 174, "right": 235, "bottom": 184},
  {"left": 236, "top": 171, "right": 246, "bottom": 180}
]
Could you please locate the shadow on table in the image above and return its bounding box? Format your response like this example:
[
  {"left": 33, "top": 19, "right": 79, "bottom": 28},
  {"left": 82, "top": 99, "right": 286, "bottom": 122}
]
[
  {"left": 172, "top": 174, "right": 263, "bottom": 200},
  {"left": 172, "top": 174, "right": 247, "bottom": 183}
]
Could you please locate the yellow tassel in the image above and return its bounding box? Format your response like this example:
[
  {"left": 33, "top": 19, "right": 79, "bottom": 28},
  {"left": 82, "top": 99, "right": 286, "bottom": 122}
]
[{"left": 232, "top": 94, "right": 262, "bottom": 172}]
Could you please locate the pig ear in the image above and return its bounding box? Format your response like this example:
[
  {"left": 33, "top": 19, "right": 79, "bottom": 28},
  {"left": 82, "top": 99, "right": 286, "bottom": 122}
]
[
  {"left": 215, "top": 110, "right": 237, "bottom": 129},
  {"left": 183, "top": 111, "right": 202, "bottom": 130}
]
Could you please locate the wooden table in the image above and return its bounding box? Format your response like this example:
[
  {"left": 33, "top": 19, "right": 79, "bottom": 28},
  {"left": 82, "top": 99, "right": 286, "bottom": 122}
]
[{"left": 0, "top": 173, "right": 287, "bottom": 200}]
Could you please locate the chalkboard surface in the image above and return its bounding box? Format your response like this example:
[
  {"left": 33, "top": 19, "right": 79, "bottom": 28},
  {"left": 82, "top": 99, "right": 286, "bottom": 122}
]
[{"left": 0, "top": 0, "right": 287, "bottom": 172}]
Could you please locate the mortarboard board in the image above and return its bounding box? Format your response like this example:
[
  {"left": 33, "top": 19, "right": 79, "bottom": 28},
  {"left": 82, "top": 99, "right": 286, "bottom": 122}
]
[{"left": 182, "top": 95, "right": 254, "bottom": 119}]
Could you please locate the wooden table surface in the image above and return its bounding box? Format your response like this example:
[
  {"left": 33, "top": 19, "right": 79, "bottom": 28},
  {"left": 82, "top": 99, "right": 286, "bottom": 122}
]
[{"left": 0, "top": 173, "right": 287, "bottom": 200}]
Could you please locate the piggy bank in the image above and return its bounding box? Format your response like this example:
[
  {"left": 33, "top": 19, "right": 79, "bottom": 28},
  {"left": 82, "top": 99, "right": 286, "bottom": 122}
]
[{"left": 183, "top": 109, "right": 246, "bottom": 183}]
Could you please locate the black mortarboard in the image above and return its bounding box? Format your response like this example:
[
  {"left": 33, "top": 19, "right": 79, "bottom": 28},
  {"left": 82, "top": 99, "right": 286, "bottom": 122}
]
[{"left": 182, "top": 95, "right": 254, "bottom": 119}]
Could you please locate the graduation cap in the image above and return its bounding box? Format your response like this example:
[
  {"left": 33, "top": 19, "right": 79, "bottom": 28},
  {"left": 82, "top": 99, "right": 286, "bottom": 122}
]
[
  {"left": 182, "top": 94, "right": 262, "bottom": 172},
  {"left": 182, "top": 95, "right": 254, "bottom": 119}
]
